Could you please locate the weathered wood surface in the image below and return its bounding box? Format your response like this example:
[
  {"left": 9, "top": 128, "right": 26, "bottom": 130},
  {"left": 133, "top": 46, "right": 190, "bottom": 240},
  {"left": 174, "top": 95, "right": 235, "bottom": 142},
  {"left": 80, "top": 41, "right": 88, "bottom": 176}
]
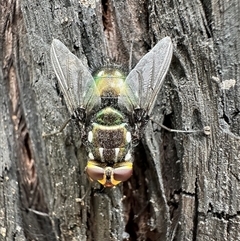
[{"left": 1, "top": 0, "right": 240, "bottom": 240}]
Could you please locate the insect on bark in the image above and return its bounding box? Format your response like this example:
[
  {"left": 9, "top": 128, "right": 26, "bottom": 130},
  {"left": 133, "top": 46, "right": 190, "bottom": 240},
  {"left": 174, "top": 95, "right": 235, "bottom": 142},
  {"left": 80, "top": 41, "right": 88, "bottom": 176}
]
[{"left": 46, "top": 37, "right": 175, "bottom": 187}]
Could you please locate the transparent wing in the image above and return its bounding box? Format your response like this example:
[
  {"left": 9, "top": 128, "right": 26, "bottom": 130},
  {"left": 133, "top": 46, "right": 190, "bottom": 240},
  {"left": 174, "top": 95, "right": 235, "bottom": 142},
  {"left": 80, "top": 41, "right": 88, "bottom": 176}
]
[
  {"left": 50, "top": 39, "right": 100, "bottom": 116},
  {"left": 119, "top": 37, "right": 173, "bottom": 116}
]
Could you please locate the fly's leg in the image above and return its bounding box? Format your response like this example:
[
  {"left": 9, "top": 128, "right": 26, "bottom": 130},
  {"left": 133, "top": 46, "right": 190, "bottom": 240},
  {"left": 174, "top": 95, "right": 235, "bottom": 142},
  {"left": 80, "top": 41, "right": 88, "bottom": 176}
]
[
  {"left": 128, "top": 39, "right": 134, "bottom": 72},
  {"left": 168, "top": 217, "right": 180, "bottom": 241},
  {"left": 150, "top": 118, "right": 211, "bottom": 136},
  {"left": 75, "top": 183, "right": 92, "bottom": 205},
  {"left": 133, "top": 201, "right": 149, "bottom": 220},
  {"left": 42, "top": 118, "right": 71, "bottom": 137}
]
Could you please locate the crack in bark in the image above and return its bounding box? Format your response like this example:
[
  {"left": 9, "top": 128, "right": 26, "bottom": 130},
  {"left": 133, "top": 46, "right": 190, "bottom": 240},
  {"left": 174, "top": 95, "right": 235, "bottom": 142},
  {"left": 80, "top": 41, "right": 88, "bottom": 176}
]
[
  {"left": 101, "top": 0, "right": 113, "bottom": 32},
  {"left": 199, "top": 0, "right": 213, "bottom": 38},
  {"left": 193, "top": 176, "right": 199, "bottom": 241},
  {"left": 207, "top": 203, "right": 240, "bottom": 221}
]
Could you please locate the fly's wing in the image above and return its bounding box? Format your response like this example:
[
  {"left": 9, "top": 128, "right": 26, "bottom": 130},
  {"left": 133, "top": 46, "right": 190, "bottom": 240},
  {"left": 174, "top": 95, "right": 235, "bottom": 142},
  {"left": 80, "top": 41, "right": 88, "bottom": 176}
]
[
  {"left": 50, "top": 39, "right": 100, "bottom": 116},
  {"left": 120, "top": 37, "right": 173, "bottom": 117}
]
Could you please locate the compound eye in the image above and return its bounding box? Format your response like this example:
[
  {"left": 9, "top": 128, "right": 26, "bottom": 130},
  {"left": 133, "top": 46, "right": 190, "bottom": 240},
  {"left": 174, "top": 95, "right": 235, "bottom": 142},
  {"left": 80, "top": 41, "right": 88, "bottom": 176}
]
[
  {"left": 113, "top": 166, "right": 133, "bottom": 182},
  {"left": 86, "top": 165, "right": 104, "bottom": 181}
]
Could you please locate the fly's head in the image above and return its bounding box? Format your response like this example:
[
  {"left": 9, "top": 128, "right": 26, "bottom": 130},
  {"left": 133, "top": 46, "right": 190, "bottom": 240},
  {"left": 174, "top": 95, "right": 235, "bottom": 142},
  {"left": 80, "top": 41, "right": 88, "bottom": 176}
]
[{"left": 86, "top": 160, "right": 133, "bottom": 187}]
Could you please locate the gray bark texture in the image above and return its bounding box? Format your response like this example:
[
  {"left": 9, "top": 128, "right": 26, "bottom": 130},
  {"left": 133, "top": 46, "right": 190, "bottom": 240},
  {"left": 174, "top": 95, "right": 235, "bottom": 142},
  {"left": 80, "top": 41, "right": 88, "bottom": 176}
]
[{"left": 1, "top": 0, "right": 240, "bottom": 240}]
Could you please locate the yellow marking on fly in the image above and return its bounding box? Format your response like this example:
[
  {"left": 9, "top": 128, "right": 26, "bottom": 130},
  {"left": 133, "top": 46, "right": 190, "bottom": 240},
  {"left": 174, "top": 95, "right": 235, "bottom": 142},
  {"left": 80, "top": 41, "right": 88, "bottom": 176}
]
[
  {"left": 86, "top": 160, "right": 133, "bottom": 187},
  {"left": 107, "top": 178, "right": 121, "bottom": 186},
  {"left": 97, "top": 167, "right": 122, "bottom": 187}
]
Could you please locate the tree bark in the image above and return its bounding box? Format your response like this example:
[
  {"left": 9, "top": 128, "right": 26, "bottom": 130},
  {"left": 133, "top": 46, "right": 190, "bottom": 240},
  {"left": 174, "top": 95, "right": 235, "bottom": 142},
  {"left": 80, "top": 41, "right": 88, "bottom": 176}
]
[{"left": 1, "top": 0, "right": 240, "bottom": 240}]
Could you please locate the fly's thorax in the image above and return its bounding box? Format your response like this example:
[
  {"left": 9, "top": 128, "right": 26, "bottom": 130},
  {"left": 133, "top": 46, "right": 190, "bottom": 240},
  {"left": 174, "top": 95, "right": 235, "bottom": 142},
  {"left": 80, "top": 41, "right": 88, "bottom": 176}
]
[
  {"left": 85, "top": 106, "right": 133, "bottom": 187},
  {"left": 88, "top": 121, "right": 132, "bottom": 164},
  {"left": 86, "top": 106, "right": 131, "bottom": 164}
]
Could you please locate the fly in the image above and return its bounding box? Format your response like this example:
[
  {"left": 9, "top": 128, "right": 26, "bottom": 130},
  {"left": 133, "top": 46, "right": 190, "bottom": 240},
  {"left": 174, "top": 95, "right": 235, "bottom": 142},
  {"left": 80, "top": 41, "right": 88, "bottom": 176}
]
[{"left": 45, "top": 37, "right": 209, "bottom": 188}]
